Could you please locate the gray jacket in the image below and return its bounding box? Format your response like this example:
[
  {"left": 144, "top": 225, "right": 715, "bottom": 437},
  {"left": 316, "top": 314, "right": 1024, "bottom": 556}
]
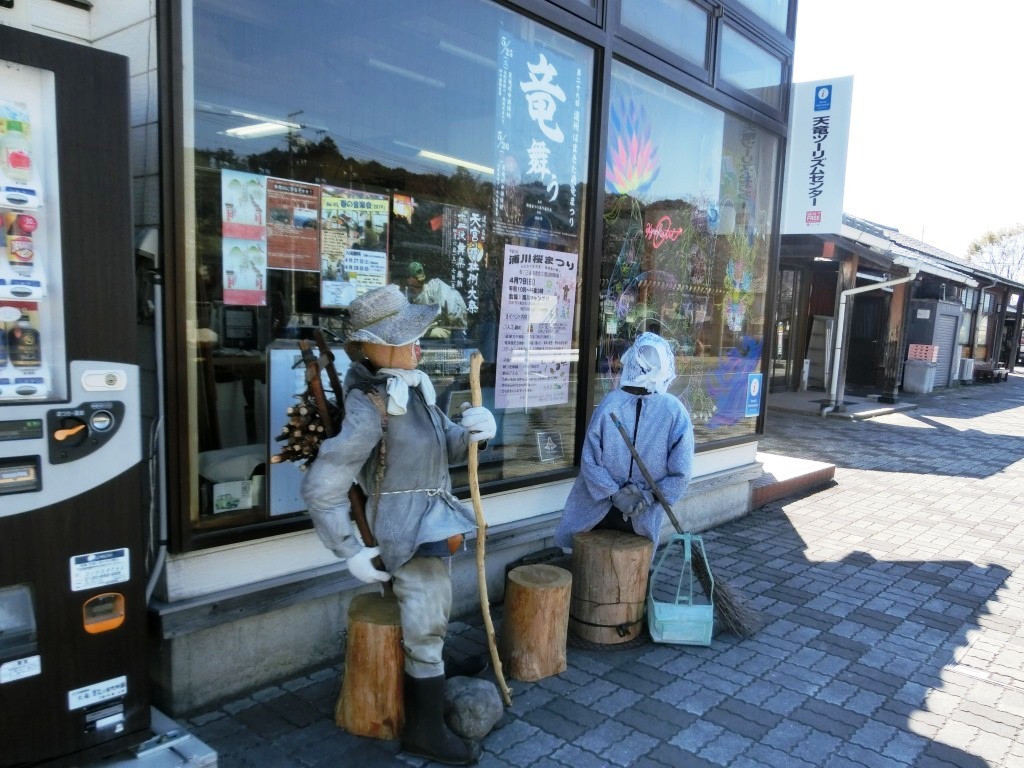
[{"left": 301, "top": 361, "right": 477, "bottom": 571}]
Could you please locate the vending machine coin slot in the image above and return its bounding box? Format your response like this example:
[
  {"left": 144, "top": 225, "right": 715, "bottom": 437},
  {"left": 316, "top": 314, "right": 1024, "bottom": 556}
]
[
  {"left": 47, "top": 400, "right": 124, "bottom": 463},
  {"left": 83, "top": 592, "right": 125, "bottom": 634}
]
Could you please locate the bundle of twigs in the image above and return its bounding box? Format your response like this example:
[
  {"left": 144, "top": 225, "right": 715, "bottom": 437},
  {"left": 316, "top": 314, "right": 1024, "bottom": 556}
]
[
  {"left": 271, "top": 393, "right": 341, "bottom": 469},
  {"left": 609, "top": 412, "right": 761, "bottom": 638}
]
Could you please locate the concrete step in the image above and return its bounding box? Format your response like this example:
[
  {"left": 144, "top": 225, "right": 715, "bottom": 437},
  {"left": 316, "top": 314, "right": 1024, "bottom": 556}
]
[{"left": 752, "top": 451, "right": 835, "bottom": 508}]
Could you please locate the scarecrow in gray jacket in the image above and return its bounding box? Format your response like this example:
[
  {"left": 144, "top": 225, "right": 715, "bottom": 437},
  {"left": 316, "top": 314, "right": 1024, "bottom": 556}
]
[
  {"left": 555, "top": 332, "right": 694, "bottom": 550},
  {"left": 302, "top": 284, "right": 495, "bottom": 766}
]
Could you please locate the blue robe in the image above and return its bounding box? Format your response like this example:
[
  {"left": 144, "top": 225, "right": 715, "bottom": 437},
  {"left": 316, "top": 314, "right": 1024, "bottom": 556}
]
[{"left": 554, "top": 388, "right": 694, "bottom": 549}]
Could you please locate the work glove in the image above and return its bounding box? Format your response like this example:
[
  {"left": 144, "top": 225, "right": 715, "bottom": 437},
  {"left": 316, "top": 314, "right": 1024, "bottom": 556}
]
[
  {"left": 346, "top": 546, "right": 392, "bottom": 584},
  {"left": 460, "top": 403, "right": 497, "bottom": 443},
  {"left": 611, "top": 483, "right": 648, "bottom": 518}
]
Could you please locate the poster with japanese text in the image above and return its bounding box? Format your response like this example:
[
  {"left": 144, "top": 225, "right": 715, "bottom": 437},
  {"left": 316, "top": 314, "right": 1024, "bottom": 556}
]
[
  {"left": 319, "top": 186, "right": 389, "bottom": 307},
  {"left": 221, "top": 170, "right": 267, "bottom": 306},
  {"left": 221, "top": 170, "right": 267, "bottom": 240},
  {"left": 266, "top": 177, "right": 319, "bottom": 271},
  {"left": 494, "top": 244, "right": 577, "bottom": 409},
  {"left": 494, "top": 32, "right": 588, "bottom": 246},
  {"left": 222, "top": 238, "right": 267, "bottom": 306},
  {"left": 441, "top": 205, "right": 487, "bottom": 316}
]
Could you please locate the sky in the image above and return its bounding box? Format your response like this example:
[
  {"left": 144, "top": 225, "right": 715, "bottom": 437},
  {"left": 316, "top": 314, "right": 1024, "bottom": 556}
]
[{"left": 791, "top": 0, "right": 1024, "bottom": 258}]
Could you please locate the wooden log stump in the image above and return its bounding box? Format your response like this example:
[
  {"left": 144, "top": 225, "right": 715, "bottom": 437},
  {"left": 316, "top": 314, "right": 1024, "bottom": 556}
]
[
  {"left": 499, "top": 564, "right": 572, "bottom": 681},
  {"left": 335, "top": 591, "right": 404, "bottom": 739},
  {"left": 569, "top": 530, "right": 653, "bottom": 645}
]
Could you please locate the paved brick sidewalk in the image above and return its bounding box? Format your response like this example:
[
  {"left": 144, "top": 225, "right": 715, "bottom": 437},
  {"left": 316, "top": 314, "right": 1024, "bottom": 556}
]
[{"left": 181, "top": 374, "right": 1024, "bottom": 767}]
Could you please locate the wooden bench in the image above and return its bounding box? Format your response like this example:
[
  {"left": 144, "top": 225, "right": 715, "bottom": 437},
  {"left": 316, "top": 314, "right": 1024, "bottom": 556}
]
[{"left": 974, "top": 361, "right": 1009, "bottom": 383}]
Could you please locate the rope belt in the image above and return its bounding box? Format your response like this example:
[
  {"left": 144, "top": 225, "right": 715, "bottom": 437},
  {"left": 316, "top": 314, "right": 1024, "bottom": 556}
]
[
  {"left": 379, "top": 487, "right": 459, "bottom": 503},
  {"left": 378, "top": 487, "right": 465, "bottom": 555}
]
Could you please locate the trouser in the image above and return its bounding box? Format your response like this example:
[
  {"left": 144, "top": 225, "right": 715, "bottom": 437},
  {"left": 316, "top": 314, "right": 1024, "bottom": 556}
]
[
  {"left": 390, "top": 556, "right": 451, "bottom": 678},
  {"left": 595, "top": 505, "right": 637, "bottom": 534}
]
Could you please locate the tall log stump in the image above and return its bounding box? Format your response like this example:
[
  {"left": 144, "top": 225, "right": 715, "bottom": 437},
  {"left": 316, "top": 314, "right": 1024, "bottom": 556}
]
[
  {"left": 499, "top": 564, "right": 572, "bottom": 681},
  {"left": 569, "top": 530, "right": 653, "bottom": 645},
  {"left": 335, "top": 591, "right": 404, "bottom": 739}
]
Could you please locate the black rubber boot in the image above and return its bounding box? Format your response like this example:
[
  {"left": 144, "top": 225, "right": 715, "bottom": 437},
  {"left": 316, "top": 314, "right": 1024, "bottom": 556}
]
[
  {"left": 401, "top": 673, "right": 481, "bottom": 765},
  {"left": 443, "top": 647, "right": 490, "bottom": 679}
]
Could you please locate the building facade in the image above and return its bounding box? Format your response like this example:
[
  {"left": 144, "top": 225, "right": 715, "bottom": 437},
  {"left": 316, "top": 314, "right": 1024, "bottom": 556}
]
[{"left": 1, "top": 0, "right": 797, "bottom": 713}]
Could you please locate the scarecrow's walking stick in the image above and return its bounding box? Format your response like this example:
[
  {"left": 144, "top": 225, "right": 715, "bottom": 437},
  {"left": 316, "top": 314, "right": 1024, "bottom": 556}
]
[
  {"left": 468, "top": 352, "right": 512, "bottom": 706},
  {"left": 609, "top": 412, "right": 760, "bottom": 638}
]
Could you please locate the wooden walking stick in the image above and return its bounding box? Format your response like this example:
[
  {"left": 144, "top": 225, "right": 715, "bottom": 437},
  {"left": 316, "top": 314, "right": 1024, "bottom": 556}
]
[
  {"left": 609, "top": 412, "right": 761, "bottom": 638},
  {"left": 468, "top": 352, "right": 513, "bottom": 706}
]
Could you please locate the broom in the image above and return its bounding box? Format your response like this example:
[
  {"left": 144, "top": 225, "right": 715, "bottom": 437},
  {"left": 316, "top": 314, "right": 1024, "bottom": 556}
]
[{"left": 609, "top": 412, "right": 761, "bottom": 638}]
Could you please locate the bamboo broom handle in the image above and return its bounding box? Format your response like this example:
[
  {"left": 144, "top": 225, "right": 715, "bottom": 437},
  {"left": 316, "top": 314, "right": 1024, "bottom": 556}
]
[{"left": 468, "top": 352, "right": 512, "bottom": 706}]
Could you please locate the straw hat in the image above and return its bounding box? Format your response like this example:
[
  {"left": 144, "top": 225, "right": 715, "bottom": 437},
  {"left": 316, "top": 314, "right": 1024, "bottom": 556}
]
[{"left": 347, "top": 284, "right": 439, "bottom": 346}]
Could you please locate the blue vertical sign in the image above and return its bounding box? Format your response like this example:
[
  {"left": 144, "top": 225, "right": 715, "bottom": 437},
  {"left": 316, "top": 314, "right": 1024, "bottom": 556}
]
[{"left": 745, "top": 373, "right": 762, "bottom": 418}]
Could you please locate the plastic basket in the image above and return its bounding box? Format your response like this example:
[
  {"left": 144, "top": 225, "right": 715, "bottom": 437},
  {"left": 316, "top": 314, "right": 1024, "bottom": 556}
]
[{"left": 646, "top": 533, "right": 714, "bottom": 646}]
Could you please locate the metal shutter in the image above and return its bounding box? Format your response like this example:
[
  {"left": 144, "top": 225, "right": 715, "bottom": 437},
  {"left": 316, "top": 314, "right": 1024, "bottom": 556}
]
[{"left": 933, "top": 315, "right": 958, "bottom": 387}]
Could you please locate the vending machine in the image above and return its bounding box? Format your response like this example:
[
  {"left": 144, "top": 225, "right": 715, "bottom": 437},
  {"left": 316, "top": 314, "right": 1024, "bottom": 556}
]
[{"left": 0, "top": 27, "right": 150, "bottom": 766}]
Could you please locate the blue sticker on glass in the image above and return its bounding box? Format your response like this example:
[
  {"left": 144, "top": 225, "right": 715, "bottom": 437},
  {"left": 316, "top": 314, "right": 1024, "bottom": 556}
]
[{"left": 745, "top": 374, "right": 762, "bottom": 418}]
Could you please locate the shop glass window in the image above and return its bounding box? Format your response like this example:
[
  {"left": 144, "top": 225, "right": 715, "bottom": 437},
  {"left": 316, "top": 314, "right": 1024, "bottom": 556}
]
[
  {"left": 598, "top": 61, "right": 777, "bottom": 443},
  {"left": 619, "top": 0, "right": 708, "bottom": 69},
  {"left": 732, "top": 0, "right": 790, "bottom": 33},
  {"left": 719, "top": 25, "right": 784, "bottom": 110},
  {"left": 184, "top": 0, "right": 593, "bottom": 536}
]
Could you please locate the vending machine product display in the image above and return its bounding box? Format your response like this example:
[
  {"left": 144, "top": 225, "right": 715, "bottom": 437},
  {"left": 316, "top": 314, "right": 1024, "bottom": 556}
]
[{"left": 0, "top": 27, "right": 149, "bottom": 766}]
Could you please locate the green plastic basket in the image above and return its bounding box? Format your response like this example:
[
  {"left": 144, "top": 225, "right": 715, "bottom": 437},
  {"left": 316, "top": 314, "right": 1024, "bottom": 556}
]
[{"left": 646, "top": 533, "right": 714, "bottom": 646}]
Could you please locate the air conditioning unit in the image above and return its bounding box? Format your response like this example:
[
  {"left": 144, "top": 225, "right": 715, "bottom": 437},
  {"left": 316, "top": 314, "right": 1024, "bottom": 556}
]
[{"left": 958, "top": 357, "right": 975, "bottom": 381}]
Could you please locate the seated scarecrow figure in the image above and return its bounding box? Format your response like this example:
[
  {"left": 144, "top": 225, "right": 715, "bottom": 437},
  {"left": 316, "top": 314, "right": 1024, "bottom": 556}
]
[
  {"left": 302, "top": 284, "right": 496, "bottom": 766},
  {"left": 555, "top": 332, "right": 694, "bottom": 550}
]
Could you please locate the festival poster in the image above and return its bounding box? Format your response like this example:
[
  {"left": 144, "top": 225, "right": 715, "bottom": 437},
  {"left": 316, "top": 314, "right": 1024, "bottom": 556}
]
[
  {"left": 441, "top": 205, "right": 487, "bottom": 316},
  {"left": 222, "top": 238, "right": 267, "bottom": 306},
  {"left": 266, "top": 177, "right": 319, "bottom": 271},
  {"left": 493, "top": 32, "right": 588, "bottom": 245},
  {"left": 319, "top": 186, "right": 389, "bottom": 307},
  {"left": 221, "top": 170, "right": 267, "bottom": 241},
  {"left": 494, "top": 244, "right": 578, "bottom": 410}
]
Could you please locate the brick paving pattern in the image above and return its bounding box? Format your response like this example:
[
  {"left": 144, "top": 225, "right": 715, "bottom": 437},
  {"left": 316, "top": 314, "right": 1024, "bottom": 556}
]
[{"left": 182, "top": 374, "right": 1024, "bottom": 767}]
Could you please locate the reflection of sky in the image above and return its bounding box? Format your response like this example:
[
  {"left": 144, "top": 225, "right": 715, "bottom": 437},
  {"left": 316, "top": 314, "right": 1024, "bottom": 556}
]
[
  {"left": 192, "top": 0, "right": 592, "bottom": 182},
  {"left": 610, "top": 62, "right": 724, "bottom": 204}
]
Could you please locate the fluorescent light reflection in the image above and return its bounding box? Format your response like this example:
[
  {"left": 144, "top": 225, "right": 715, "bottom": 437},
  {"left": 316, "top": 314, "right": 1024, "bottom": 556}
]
[{"left": 417, "top": 149, "right": 493, "bottom": 176}]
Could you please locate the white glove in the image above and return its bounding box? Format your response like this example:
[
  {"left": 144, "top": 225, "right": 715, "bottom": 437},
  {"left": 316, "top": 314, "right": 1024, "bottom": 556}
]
[
  {"left": 346, "top": 546, "right": 391, "bottom": 584},
  {"left": 460, "top": 403, "right": 496, "bottom": 443}
]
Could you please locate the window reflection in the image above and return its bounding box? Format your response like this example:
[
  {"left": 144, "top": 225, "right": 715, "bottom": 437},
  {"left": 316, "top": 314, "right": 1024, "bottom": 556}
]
[
  {"left": 719, "top": 25, "right": 784, "bottom": 109},
  {"left": 619, "top": 0, "right": 708, "bottom": 68},
  {"left": 187, "top": 0, "right": 592, "bottom": 531},
  {"left": 598, "top": 62, "right": 778, "bottom": 441}
]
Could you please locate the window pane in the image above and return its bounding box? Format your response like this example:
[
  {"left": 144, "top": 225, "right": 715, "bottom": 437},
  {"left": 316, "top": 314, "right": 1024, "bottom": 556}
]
[
  {"left": 619, "top": 0, "right": 708, "bottom": 68},
  {"left": 719, "top": 26, "right": 784, "bottom": 109},
  {"left": 600, "top": 62, "right": 778, "bottom": 442},
  {"left": 186, "top": 0, "right": 593, "bottom": 533},
  {"left": 733, "top": 0, "right": 789, "bottom": 33}
]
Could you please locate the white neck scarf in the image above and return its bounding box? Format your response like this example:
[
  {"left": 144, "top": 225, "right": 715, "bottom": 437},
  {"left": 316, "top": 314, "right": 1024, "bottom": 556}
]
[{"left": 379, "top": 368, "right": 436, "bottom": 415}]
